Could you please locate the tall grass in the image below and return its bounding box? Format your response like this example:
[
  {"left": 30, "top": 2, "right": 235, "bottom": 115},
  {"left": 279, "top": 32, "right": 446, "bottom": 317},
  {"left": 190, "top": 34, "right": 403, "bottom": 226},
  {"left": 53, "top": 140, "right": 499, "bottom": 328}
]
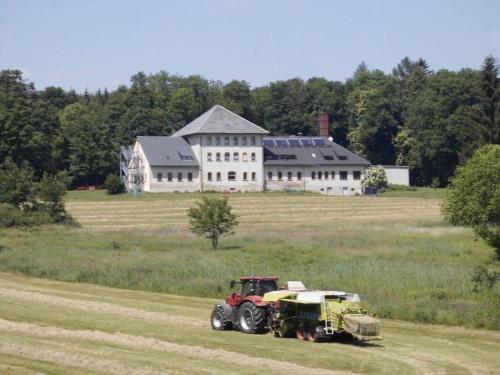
[{"left": 1, "top": 219, "right": 498, "bottom": 329}]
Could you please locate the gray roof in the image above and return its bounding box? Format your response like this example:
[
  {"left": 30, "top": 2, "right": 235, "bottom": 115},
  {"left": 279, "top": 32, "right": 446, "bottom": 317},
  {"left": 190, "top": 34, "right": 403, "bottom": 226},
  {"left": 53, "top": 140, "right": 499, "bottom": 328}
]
[
  {"left": 137, "top": 136, "right": 199, "bottom": 167},
  {"left": 263, "top": 137, "right": 370, "bottom": 166},
  {"left": 172, "top": 105, "right": 268, "bottom": 137}
]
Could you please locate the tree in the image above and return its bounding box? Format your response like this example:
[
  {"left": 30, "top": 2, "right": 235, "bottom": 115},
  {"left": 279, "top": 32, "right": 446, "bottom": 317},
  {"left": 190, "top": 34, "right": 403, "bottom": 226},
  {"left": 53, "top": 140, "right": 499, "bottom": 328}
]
[
  {"left": 37, "top": 173, "right": 72, "bottom": 224},
  {"left": 443, "top": 145, "right": 500, "bottom": 260},
  {"left": 465, "top": 56, "right": 500, "bottom": 154},
  {"left": 167, "top": 87, "right": 197, "bottom": 131},
  {"left": 188, "top": 197, "right": 238, "bottom": 250},
  {"left": 0, "top": 158, "right": 35, "bottom": 209}
]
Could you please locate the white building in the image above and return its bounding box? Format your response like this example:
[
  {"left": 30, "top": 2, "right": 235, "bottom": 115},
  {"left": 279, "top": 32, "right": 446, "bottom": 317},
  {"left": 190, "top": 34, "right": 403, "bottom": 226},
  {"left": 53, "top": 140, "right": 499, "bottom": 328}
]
[
  {"left": 382, "top": 166, "right": 410, "bottom": 186},
  {"left": 121, "top": 105, "right": 370, "bottom": 195}
]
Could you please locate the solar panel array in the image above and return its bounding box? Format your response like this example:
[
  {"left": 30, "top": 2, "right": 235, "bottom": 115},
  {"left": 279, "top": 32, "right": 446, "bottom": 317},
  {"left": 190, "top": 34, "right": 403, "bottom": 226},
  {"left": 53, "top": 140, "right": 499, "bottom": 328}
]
[{"left": 263, "top": 137, "right": 329, "bottom": 147}]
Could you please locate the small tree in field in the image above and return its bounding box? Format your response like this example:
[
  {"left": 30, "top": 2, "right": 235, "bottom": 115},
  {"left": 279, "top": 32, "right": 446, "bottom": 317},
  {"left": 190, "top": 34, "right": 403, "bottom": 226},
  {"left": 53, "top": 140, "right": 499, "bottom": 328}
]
[
  {"left": 188, "top": 197, "right": 238, "bottom": 250},
  {"left": 362, "top": 165, "right": 388, "bottom": 190},
  {"left": 443, "top": 145, "right": 500, "bottom": 260}
]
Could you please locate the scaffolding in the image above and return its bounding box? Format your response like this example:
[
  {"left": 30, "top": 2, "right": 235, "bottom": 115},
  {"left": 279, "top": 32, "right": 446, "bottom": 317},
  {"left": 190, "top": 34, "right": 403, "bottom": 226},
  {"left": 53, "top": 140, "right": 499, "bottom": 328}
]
[{"left": 120, "top": 146, "right": 144, "bottom": 195}]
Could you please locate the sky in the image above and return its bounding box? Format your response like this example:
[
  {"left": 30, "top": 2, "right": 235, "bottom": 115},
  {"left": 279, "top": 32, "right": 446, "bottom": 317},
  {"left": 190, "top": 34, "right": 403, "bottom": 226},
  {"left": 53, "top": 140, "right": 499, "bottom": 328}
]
[{"left": 1, "top": 0, "right": 499, "bottom": 92}]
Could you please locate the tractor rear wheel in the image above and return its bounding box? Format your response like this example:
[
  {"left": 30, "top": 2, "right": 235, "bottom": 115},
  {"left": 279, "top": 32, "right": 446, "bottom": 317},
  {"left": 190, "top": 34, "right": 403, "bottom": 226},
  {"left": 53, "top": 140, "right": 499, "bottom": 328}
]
[
  {"left": 211, "top": 306, "right": 232, "bottom": 330},
  {"left": 237, "top": 302, "right": 267, "bottom": 334}
]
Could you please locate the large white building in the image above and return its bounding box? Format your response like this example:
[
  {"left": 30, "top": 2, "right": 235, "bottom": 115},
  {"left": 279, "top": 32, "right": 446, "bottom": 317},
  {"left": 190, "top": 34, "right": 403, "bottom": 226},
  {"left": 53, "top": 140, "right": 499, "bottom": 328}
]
[{"left": 121, "top": 105, "right": 370, "bottom": 195}]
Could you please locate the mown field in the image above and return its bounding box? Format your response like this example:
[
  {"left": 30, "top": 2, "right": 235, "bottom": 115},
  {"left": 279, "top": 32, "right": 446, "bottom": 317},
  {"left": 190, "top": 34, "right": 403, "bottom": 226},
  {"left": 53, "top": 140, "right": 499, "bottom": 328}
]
[
  {"left": 1, "top": 272, "right": 499, "bottom": 375},
  {"left": 0, "top": 190, "right": 498, "bottom": 331}
]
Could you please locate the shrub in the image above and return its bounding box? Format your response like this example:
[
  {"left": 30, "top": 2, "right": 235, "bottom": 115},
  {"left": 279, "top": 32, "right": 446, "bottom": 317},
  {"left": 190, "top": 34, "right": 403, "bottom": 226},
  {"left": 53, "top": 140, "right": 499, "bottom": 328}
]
[
  {"left": 362, "top": 165, "right": 388, "bottom": 189},
  {"left": 104, "top": 174, "right": 126, "bottom": 195},
  {"left": 0, "top": 203, "right": 52, "bottom": 228}
]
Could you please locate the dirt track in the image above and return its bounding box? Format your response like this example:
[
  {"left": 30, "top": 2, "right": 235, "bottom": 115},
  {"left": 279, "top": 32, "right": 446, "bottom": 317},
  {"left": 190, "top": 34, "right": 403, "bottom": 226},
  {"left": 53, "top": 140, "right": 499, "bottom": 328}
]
[{"left": 1, "top": 273, "right": 499, "bottom": 374}]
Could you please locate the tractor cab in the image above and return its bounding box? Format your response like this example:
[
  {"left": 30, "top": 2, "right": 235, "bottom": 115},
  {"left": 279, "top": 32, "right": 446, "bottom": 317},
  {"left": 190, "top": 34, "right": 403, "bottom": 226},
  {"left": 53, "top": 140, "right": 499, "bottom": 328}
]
[{"left": 227, "top": 276, "right": 278, "bottom": 306}]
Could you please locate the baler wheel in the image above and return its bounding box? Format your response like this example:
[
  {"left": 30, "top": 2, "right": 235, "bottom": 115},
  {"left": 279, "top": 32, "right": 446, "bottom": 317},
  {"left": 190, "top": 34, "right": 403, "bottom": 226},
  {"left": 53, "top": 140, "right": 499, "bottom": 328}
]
[
  {"left": 237, "top": 302, "right": 267, "bottom": 334},
  {"left": 307, "top": 327, "right": 321, "bottom": 343},
  {"left": 296, "top": 325, "right": 307, "bottom": 341}
]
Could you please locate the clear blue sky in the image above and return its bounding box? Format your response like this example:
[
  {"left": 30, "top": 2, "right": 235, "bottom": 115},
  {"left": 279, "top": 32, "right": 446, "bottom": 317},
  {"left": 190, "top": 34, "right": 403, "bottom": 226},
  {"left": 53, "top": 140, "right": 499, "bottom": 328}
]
[{"left": 1, "top": 0, "right": 499, "bottom": 92}]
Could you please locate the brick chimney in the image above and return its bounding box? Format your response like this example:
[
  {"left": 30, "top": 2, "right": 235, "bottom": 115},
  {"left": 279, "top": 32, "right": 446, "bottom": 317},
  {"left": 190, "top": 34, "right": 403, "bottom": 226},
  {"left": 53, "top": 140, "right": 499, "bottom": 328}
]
[{"left": 318, "top": 112, "right": 329, "bottom": 137}]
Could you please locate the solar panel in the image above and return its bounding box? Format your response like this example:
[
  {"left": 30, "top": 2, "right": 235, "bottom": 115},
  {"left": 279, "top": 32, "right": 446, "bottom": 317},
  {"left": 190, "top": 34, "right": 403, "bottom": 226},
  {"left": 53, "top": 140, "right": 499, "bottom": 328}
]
[
  {"left": 287, "top": 139, "right": 300, "bottom": 146},
  {"left": 263, "top": 139, "right": 275, "bottom": 146},
  {"left": 300, "top": 138, "right": 312, "bottom": 146},
  {"left": 312, "top": 138, "right": 325, "bottom": 146},
  {"left": 275, "top": 139, "right": 288, "bottom": 147}
]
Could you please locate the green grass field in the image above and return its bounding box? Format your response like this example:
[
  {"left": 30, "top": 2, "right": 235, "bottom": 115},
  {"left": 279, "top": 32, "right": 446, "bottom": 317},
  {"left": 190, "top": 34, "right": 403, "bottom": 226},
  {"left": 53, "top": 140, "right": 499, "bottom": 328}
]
[
  {"left": 1, "top": 190, "right": 498, "bottom": 331},
  {"left": 1, "top": 272, "right": 499, "bottom": 374}
]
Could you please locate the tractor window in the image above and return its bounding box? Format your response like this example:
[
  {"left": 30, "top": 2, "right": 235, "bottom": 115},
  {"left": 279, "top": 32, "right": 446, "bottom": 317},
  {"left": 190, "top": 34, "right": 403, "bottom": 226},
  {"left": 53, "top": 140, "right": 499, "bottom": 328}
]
[
  {"left": 255, "top": 280, "right": 277, "bottom": 296},
  {"left": 241, "top": 282, "right": 255, "bottom": 297}
]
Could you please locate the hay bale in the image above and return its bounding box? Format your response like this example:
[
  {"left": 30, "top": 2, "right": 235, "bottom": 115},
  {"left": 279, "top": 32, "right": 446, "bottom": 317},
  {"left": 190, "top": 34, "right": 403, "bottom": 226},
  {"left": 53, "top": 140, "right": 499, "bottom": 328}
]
[{"left": 344, "top": 315, "right": 380, "bottom": 336}]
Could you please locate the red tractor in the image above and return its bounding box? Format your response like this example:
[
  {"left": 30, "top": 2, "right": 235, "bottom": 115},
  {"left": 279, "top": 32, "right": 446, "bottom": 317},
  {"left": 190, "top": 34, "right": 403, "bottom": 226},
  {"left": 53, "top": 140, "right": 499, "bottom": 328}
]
[{"left": 210, "top": 276, "right": 278, "bottom": 333}]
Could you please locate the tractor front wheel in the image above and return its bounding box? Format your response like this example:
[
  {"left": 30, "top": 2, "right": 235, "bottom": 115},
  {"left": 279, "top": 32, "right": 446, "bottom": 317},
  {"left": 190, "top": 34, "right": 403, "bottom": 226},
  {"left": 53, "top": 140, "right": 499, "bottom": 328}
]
[
  {"left": 237, "top": 302, "right": 267, "bottom": 334},
  {"left": 211, "top": 306, "right": 232, "bottom": 330}
]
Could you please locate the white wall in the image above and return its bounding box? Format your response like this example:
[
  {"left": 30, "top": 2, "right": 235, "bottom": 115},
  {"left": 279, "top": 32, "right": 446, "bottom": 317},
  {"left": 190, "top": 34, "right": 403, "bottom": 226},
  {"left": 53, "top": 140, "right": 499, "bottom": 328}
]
[
  {"left": 189, "top": 133, "right": 265, "bottom": 192},
  {"left": 264, "top": 165, "right": 366, "bottom": 196},
  {"left": 383, "top": 166, "right": 410, "bottom": 186},
  {"left": 149, "top": 166, "right": 199, "bottom": 192}
]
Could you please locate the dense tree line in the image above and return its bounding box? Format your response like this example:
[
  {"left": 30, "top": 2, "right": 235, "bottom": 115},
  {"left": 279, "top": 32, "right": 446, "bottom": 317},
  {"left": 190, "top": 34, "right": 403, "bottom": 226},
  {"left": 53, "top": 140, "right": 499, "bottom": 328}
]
[{"left": 0, "top": 56, "right": 498, "bottom": 187}]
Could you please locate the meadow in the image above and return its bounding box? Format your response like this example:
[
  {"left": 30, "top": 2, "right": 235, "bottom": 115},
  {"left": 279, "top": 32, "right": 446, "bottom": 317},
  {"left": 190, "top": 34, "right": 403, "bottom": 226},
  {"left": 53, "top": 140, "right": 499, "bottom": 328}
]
[
  {"left": 1, "top": 272, "right": 499, "bottom": 374},
  {"left": 0, "top": 190, "right": 498, "bottom": 330}
]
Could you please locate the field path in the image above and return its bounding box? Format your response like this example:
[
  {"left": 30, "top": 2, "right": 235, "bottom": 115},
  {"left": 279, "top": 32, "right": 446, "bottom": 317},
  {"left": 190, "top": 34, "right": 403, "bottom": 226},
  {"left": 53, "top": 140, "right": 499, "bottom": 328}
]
[{"left": 0, "top": 273, "right": 499, "bottom": 374}]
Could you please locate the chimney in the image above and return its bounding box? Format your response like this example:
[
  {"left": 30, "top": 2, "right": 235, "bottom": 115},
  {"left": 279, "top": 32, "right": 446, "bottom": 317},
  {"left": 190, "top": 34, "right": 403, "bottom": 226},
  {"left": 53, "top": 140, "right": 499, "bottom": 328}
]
[{"left": 318, "top": 112, "right": 329, "bottom": 137}]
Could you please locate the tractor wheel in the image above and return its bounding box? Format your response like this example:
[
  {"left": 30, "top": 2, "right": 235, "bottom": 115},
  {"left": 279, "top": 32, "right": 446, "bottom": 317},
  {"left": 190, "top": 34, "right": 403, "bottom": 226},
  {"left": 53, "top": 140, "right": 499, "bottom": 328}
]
[
  {"left": 237, "top": 302, "right": 268, "bottom": 334},
  {"left": 211, "top": 306, "right": 232, "bottom": 331}
]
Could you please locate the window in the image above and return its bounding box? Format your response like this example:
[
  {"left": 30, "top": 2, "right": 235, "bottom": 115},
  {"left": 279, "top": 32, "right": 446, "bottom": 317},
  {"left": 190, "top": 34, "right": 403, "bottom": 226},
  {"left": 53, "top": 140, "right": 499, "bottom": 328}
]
[
  {"left": 287, "top": 171, "right": 292, "bottom": 181},
  {"left": 278, "top": 171, "right": 283, "bottom": 180},
  {"left": 233, "top": 136, "right": 238, "bottom": 145},
  {"left": 252, "top": 172, "right": 256, "bottom": 181},
  {"left": 353, "top": 171, "right": 361, "bottom": 180},
  {"left": 208, "top": 172, "right": 212, "bottom": 181},
  {"left": 224, "top": 136, "right": 230, "bottom": 145},
  {"left": 224, "top": 152, "right": 230, "bottom": 161},
  {"left": 242, "top": 152, "right": 248, "bottom": 162},
  {"left": 251, "top": 136, "right": 256, "bottom": 145},
  {"left": 207, "top": 136, "right": 212, "bottom": 146},
  {"left": 188, "top": 172, "right": 193, "bottom": 181},
  {"left": 318, "top": 171, "right": 323, "bottom": 180},
  {"left": 177, "top": 173, "right": 183, "bottom": 181},
  {"left": 242, "top": 136, "right": 247, "bottom": 145},
  {"left": 268, "top": 171, "right": 273, "bottom": 180},
  {"left": 297, "top": 171, "right": 302, "bottom": 180},
  {"left": 228, "top": 171, "right": 236, "bottom": 181},
  {"left": 340, "top": 171, "right": 348, "bottom": 180},
  {"left": 251, "top": 152, "right": 256, "bottom": 161},
  {"left": 207, "top": 152, "right": 212, "bottom": 162},
  {"left": 243, "top": 172, "right": 248, "bottom": 181},
  {"left": 216, "top": 172, "right": 221, "bottom": 181},
  {"left": 331, "top": 171, "right": 335, "bottom": 180},
  {"left": 216, "top": 152, "right": 221, "bottom": 161},
  {"left": 216, "top": 136, "right": 221, "bottom": 146},
  {"left": 167, "top": 173, "right": 173, "bottom": 182},
  {"left": 311, "top": 171, "right": 316, "bottom": 180},
  {"left": 157, "top": 172, "right": 163, "bottom": 182},
  {"left": 233, "top": 152, "right": 239, "bottom": 161},
  {"left": 325, "top": 171, "right": 329, "bottom": 180}
]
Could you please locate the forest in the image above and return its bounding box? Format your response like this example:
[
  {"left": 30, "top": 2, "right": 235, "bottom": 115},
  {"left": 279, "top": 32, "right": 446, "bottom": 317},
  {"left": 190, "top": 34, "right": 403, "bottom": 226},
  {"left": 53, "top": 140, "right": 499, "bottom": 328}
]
[{"left": 0, "top": 56, "right": 498, "bottom": 188}]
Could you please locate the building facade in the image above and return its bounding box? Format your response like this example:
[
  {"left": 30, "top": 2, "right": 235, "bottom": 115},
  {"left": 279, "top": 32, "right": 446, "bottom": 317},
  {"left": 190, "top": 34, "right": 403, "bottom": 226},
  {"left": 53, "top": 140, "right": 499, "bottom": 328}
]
[{"left": 121, "top": 105, "right": 370, "bottom": 195}]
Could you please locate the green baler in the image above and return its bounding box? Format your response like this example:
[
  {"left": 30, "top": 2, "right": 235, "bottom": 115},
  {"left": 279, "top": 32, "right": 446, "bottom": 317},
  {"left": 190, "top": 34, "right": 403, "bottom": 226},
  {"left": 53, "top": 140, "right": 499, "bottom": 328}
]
[{"left": 263, "top": 289, "right": 381, "bottom": 342}]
